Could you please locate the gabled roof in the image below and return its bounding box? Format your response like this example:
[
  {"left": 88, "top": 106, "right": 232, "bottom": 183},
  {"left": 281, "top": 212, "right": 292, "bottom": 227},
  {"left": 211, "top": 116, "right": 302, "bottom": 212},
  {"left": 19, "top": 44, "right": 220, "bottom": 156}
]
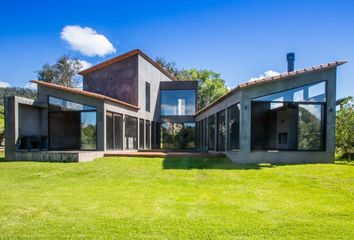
[
  {"left": 78, "top": 49, "right": 177, "bottom": 81},
  {"left": 196, "top": 60, "right": 347, "bottom": 116},
  {"left": 31, "top": 80, "right": 140, "bottom": 111}
]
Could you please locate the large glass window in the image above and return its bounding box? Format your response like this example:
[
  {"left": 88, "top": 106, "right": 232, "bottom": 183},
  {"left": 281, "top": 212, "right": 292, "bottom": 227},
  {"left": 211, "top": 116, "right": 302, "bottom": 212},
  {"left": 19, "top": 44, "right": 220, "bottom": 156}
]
[
  {"left": 139, "top": 119, "right": 145, "bottom": 149},
  {"left": 106, "top": 112, "right": 123, "bottom": 150},
  {"left": 48, "top": 96, "right": 96, "bottom": 150},
  {"left": 254, "top": 81, "right": 326, "bottom": 103},
  {"left": 228, "top": 103, "right": 240, "bottom": 150},
  {"left": 125, "top": 116, "right": 137, "bottom": 150},
  {"left": 106, "top": 112, "right": 114, "bottom": 150},
  {"left": 160, "top": 90, "right": 196, "bottom": 116},
  {"left": 298, "top": 104, "right": 324, "bottom": 150},
  {"left": 146, "top": 120, "right": 151, "bottom": 149},
  {"left": 251, "top": 82, "right": 326, "bottom": 151},
  {"left": 208, "top": 115, "right": 215, "bottom": 151},
  {"left": 160, "top": 121, "right": 195, "bottom": 149},
  {"left": 217, "top": 110, "right": 226, "bottom": 151}
]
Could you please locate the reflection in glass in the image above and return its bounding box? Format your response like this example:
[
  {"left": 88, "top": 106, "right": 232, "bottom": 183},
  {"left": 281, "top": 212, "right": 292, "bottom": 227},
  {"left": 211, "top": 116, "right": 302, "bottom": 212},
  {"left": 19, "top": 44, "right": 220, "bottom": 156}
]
[
  {"left": 253, "top": 81, "right": 326, "bottom": 103},
  {"left": 228, "top": 103, "right": 240, "bottom": 150},
  {"left": 298, "top": 104, "right": 324, "bottom": 150},
  {"left": 208, "top": 115, "right": 215, "bottom": 150},
  {"left": 125, "top": 116, "right": 137, "bottom": 149},
  {"left": 160, "top": 90, "right": 196, "bottom": 116},
  {"left": 217, "top": 110, "right": 226, "bottom": 151},
  {"left": 139, "top": 119, "right": 145, "bottom": 149},
  {"left": 49, "top": 96, "right": 96, "bottom": 111},
  {"left": 146, "top": 120, "right": 151, "bottom": 149},
  {"left": 160, "top": 121, "right": 195, "bottom": 149},
  {"left": 106, "top": 112, "right": 114, "bottom": 150},
  {"left": 81, "top": 112, "right": 97, "bottom": 150}
]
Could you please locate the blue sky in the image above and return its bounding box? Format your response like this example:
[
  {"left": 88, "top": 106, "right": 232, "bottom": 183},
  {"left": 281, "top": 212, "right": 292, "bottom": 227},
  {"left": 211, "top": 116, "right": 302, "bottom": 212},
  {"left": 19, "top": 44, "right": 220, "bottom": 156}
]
[{"left": 1, "top": 0, "right": 353, "bottom": 98}]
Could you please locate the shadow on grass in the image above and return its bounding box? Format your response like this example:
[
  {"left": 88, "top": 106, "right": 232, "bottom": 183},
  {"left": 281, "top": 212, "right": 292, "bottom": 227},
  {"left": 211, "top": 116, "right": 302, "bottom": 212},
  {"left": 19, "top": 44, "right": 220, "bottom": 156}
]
[{"left": 162, "top": 156, "right": 273, "bottom": 170}]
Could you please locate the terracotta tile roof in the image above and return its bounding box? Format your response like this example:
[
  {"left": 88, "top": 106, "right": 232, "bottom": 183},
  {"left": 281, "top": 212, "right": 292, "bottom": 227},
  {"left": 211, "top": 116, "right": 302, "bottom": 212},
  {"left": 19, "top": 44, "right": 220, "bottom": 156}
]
[
  {"left": 196, "top": 60, "right": 347, "bottom": 116},
  {"left": 31, "top": 80, "right": 140, "bottom": 111},
  {"left": 78, "top": 49, "right": 177, "bottom": 81}
]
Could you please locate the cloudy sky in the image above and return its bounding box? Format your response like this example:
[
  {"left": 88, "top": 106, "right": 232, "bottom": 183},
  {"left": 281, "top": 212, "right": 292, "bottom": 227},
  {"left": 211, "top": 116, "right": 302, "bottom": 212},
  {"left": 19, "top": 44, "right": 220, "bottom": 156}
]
[{"left": 0, "top": 0, "right": 353, "bottom": 98}]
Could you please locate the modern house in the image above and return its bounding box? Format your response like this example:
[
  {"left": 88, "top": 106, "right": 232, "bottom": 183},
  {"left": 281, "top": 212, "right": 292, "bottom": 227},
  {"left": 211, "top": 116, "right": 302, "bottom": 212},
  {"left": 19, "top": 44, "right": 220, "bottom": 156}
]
[{"left": 4, "top": 50, "right": 346, "bottom": 163}]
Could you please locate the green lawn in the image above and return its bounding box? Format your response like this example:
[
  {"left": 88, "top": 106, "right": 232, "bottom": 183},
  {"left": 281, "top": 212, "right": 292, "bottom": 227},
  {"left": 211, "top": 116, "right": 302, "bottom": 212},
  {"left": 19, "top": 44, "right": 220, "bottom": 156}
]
[{"left": 0, "top": 155, "right": 353, "bottom": 239}]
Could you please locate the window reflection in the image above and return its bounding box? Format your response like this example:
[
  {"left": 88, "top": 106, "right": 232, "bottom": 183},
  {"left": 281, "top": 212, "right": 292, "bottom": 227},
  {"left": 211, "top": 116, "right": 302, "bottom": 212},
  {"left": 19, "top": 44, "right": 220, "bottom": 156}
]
[
  {"left": 161, "top": 121, "right": 195, "bottom": 149},
  {"left": 160, "top": 90, "right": 196, "bottom": 116},
  {"left": 254, "top": 81, "right": 326, "bottom": 103}
]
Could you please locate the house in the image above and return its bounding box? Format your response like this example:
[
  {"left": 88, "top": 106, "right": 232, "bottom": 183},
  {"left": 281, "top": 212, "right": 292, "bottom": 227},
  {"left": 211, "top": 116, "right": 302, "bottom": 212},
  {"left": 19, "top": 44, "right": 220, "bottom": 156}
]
[{"left": 4, "top": 50, "right": 346, "bottom": 163}]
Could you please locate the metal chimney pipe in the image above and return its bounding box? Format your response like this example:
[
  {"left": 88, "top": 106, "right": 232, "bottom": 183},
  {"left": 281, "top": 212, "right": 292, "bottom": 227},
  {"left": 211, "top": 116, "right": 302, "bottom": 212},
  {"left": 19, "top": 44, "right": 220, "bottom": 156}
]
[{"left": 287, "top": 53, "right": 295, "bottom": 72}]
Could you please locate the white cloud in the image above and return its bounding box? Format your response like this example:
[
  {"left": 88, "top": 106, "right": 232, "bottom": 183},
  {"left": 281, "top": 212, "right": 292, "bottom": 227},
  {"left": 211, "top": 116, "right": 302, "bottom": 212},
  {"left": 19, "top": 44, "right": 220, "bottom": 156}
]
[
  {"left": 248, "top": 70, "right": 280, "bottom": 82},
  {"left": 61, "top": 25, "right": 116, "bottom": 57},
  {"left": 24, "top": 82, "right": 37, "bottom": 90},
  {"left": 77, "top": 60, "right": 92, "bottom": 70},
  {"left": 0, "top": 81, "right": 11, "bottom": 88}
]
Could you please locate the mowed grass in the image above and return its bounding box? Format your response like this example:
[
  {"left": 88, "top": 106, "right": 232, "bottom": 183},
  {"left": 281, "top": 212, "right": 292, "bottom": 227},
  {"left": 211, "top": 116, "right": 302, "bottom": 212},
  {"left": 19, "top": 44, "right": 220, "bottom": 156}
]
[{"left": 0, "top": 155, "right": 353, "bottom": 240}]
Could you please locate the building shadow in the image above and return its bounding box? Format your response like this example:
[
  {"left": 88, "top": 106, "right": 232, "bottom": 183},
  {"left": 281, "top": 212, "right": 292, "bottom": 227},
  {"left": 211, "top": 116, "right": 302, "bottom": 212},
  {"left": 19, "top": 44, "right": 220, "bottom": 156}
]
[{"left": 162, "top": 156, "right": 273, "bottom": 170}]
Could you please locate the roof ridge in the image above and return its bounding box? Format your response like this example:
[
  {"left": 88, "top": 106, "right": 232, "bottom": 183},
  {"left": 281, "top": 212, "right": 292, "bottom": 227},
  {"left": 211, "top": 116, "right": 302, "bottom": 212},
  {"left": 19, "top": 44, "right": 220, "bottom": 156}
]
[{"left": 78, "top": 49, "right": 177, "bottom": 81}]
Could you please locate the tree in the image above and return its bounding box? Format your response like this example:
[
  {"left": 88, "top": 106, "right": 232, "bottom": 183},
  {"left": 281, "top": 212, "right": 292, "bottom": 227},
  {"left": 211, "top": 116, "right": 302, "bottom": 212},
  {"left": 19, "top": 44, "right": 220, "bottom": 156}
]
[
  {"left": 155, "top": 58, "right": 229, "bottom": 110},
  {"left": 336, "top": 96, "right": 354, "bottom": 160},
  {"left": 37, "top": 55, "right": 83, "bottom": 87}
]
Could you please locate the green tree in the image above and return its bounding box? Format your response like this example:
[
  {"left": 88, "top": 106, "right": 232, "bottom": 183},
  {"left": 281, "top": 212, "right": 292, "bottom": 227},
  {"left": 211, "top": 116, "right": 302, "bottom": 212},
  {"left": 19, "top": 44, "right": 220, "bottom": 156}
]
[
  {"left": 336, "top": 96, "right": 354, "bottom": 160},
  {"left": 37, "top": 55, "right": 83, "bottom": 87},
  {"left": 155, "top": 58, "right": 229, "bottom": 110}
]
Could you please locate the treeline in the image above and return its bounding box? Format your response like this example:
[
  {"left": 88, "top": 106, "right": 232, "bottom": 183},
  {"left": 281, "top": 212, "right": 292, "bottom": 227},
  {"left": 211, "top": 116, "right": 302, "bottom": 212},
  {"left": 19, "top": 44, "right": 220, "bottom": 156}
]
[{"left": 0, "top": 87, "right": 37, "bottom": 106}]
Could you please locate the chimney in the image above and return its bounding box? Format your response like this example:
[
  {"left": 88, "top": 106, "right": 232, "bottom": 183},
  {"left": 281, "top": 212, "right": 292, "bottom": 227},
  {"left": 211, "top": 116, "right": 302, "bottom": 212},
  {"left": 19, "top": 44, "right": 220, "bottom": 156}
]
[{"left": 287, "top": 52, "right": 295, "bottom": 72}]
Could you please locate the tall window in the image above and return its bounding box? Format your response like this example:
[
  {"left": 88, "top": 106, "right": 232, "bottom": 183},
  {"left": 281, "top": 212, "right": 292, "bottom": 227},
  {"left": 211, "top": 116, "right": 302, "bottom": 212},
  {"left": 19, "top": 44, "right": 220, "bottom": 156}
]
[
  {"left": 251, "top": 81, "right": 326, "bottom": 151},
  {"left": 146, "top": 120, "right": 151, "bottom": 149},
  {"left": 217, "top": 110, "right": 226, "bottom": 151},
  {"left": 106, "top": 112, "right": 123, "bottom": 150},
  {"left": 160, "top": 90, "right": 196, "bottom": 116},
  {"left": 208, "top": 115, "right": 215, "bottom": 150},
  {"left": 228, "top": 103, "right": 240, "bottom": 150},
  {"left": 139, "top": 119, "right": 145, "bottom": 149},
  {"left": 125, "top": 116, "right": 137, "bottom": 149},
  {"left": 48, "top": 96, "right": 96, "bottom": 150},
  {"left": 145, "top": 82, "right": 150, "bottom": 112}
]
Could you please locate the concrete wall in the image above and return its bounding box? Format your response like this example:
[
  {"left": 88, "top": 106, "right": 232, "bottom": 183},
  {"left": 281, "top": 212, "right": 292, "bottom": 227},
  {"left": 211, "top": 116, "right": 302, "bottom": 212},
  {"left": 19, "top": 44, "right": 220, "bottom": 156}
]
[
  {"left": 195, "top": 68, "right": 337, "bottom": 164},
  {"left": 83, "top": 55, "right": 139, "bottom": 106},
  {"left": 4, "top": 96, "right": 47, "bottom": 161}
]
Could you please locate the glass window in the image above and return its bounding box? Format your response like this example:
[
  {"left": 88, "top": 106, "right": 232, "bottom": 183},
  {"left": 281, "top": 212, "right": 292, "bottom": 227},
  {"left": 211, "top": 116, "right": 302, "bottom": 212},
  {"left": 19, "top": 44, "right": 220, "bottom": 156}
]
[
  {"left": 106, "top": 112, "right": 123, "bottom": 150},
  {"left": 160, "top": 121, "right": 195, "bottom": 149},
  {"left": 49, "top": 96, "right": 96, "bottom": 111},
  {"left": 217, "top": 110, "right": 226, "bottom": 151},
  {"left": 114, "top": 114, "right": 123, "bottom": 150},
  {"left": 106, "top": 112, "right": 114, "bottom": 150},
  {"left": 251, "top": 102, "right": 325, "bottom": 151},
  {"left": 208, "top": 115, "right": 215, "bottom": 151},
  {"left": 125, "top": 116, "right": 137, "bottom": 150},
  {"left": 160, "top": 90, "right": 196, "bottom": 116},
  {"left": 253, "top": 81, "right": 326, "bottom": 103},
  {"left": 298, "top": 104, "right": 324, "bottom": 150},
  {"left": 139, "top": 119, "right": 145, "bottom": 149},
  {"left": 48, "top": 96, "right": 97, "bottom": 150},
  {"left": 146, "top": 120, "right": 151, "bottom": 149},
  {"left": 228, "top": 103, "right": 240, "bottom": 150},
  {"left": 146, "top": 82, "right": 150, "bottom": 112},
  {"left": 81, "top": 112, "right": 97, "bottom": 150}
]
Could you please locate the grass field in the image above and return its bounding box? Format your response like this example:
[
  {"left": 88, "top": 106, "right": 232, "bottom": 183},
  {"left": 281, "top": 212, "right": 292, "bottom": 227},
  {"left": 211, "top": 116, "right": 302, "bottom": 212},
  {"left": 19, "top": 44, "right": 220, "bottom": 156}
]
[{"left": 0, "top": 155, "right": 353, "bottom": 239}]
